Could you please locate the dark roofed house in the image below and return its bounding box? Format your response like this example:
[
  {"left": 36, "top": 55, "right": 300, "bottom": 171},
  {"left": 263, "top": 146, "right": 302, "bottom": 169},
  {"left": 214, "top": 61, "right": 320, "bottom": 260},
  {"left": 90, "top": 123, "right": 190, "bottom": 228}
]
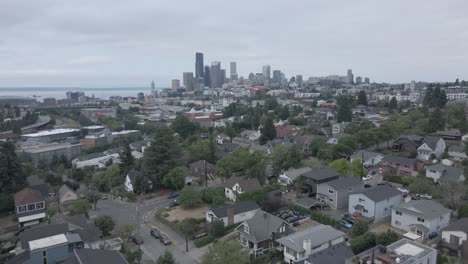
[
  {"left": 20, "top": 223, "right": 69, "bottom": 249},
  {"left": 316, "top": 176, "right": 364, "bottom": 209},
  {"left": 14, "top": 187, "right": 46, "bottom": 227},
  {"left": 300, "top": 167, "right": 341, "bottom": 195},
  {"left": 436, "top": 130, "right": 462, "bottom": 140},
  {"left": 439, "top": 218, "right": 468, "bottom": 259},
  {"left": 448, "top": 145, "right": 468, "bottom": 161},
  {"left": 426, "top": 164, "right": 465, "bottom": 183},
  {"left": 381, "top": 155, "right": 423, "bottom": 176},
  {"left": 74, "top": 248, "right": 128, "bottom": 264},
  {"left": 276, "top": 125, "right": 303, "bottom": 139},
  {"left": 392, "top": 135, "right": 423, "bottom": 152},
  {"left": 417, "top": 136, "right": 446, "bottom": 160},
  {"left": 205, "top": 201, "right": 260, "bottom": 227},
  {"left": 224, "top": 176, "right": 262, "bottom": 201},
  {"left": 190, "top": 160, "right": 216, "bottom": 180},
  {"left": 295, "top": 242, "right": 354, "bottom": 264}
]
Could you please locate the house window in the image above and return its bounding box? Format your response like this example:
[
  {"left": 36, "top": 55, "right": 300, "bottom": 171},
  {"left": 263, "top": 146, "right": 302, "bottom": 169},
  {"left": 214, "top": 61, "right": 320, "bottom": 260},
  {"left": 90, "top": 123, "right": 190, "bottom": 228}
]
[
  {"left": 329, "top": 198, "right": 334, "bottom": 202},
  {"left": 363, "top": 209, "right": 368, "bottom": 213},
  {"left": 18, "top": 205, "right": 27, "bottom": 213},
  {"left": 280, "top": 225, "right": 285, "bottom": 233},
  {"left": 394, "top": 220, "right": 401, "bottom": 226},
  {"left": 396, "top": 211, "right": 402, "bottom": 216},
  {"left": 417, "top": 218, "right": 425, "bottom": 223},
  {"left": 28, "top": 204, "right": 36, "bottom": 211},
  {"left": 328, "top": 189, "right": 334, "bottom": 194},
  {"left": 244, "top": 225, "right": 249, "bottom": 234},
  {"left": 36, "top": 202, "right": 44, "bottom": 210},
  {"left": 358, "top": 198, "right": 365, "bottom": 202}
]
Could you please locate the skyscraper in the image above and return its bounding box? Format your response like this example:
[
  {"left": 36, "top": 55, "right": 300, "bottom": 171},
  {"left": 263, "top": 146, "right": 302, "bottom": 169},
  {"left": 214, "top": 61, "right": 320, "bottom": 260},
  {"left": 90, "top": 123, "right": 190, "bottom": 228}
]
[
  {"left": 356, "top": 76, "right": 363, "bottom": 85},
  {"left": 230, "top": 62, "right": 237, "bottom": 80},
  {"left": 272, "top": 70, "right": 281, "bottom": 83},
  {"left": 347, "top": 69, "right": 354, "bottom": 85},
  {"left": 364, "top": 77, "right": 370, "bottom": 84},
  {"left": 221, "top": 69, "right": 226, "bottom": 85},
  {"left": 210, "top": 61, "right": 222, "bottom": 88},
  {"left": 150, "top": 80, "right": 155, "bottom": 95},
  {"left": 183, "top": 72, "right": 194, "bottom": 91},
  {"left": 296, "top": 75, "right": 303, "bottom": 84},
  {"left": 262, "top": 65, "right": 271, "bottom": 79},
  {"left": 172, "top": 79, "right": 180, "bottom": 91},
  {"left": 204, "top": 66, "right": 211, "bottom": 87},
  {"left": 195, "top": 52, "right": 204, "bottom": 78}
]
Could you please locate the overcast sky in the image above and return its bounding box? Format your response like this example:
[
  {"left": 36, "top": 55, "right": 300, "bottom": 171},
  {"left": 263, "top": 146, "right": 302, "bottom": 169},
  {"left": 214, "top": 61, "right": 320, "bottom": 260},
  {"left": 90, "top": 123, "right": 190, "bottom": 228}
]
[{"left": 0, "top": 0, "right": 467, "bottom": 87}]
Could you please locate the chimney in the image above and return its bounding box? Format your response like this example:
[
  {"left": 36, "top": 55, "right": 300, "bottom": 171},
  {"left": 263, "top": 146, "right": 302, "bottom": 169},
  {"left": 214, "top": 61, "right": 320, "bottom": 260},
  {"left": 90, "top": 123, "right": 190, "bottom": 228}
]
[
  {"left": 303, "top": 239, "right": 312, "bottom": 255},
  {"left": 227, "top": 208, "right": 234, "bottom": 226}
]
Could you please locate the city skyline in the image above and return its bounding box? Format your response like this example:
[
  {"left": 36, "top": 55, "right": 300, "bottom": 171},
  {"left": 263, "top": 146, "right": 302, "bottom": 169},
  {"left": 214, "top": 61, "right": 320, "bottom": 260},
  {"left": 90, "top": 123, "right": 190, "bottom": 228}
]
[{"left": 0, "top": 0, "right": 467, "bottom": 87}]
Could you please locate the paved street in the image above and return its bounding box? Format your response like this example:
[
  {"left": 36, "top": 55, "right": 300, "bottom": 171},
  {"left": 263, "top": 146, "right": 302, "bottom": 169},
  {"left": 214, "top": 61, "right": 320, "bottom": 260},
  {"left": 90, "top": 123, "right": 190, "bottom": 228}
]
[{"left": 90, "top": 196, "right": 201, "bottom": 264}]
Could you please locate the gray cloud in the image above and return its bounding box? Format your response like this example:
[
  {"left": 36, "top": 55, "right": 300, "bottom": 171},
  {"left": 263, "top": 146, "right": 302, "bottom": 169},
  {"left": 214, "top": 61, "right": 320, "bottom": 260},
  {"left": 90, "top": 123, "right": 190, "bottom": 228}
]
[{"left": 0, "top": 0, "right": 467, "bottom": 87}]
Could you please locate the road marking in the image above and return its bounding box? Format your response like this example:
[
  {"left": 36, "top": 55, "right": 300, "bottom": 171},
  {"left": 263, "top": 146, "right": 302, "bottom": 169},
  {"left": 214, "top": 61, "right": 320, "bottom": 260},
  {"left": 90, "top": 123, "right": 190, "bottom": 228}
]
[{"left": 147, "top": 222, "right": 180, "bottom": 246}]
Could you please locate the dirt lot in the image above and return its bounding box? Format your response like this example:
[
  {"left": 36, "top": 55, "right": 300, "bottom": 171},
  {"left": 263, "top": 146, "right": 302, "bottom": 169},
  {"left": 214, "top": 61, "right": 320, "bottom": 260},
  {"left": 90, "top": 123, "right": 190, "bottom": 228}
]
[
  {"left": 282, "top": 191, "right": 298, "bottom": 201},
  {"left": 369, "top": 219, "right": 405, "bottom": 235},
  {"left": 165, "top": 204, "right": 209, "bottom": 221},
  {"left": 294, "top": 219, "right": 320, "bottom": 232},
  {"left": 0, "top": 214, "right": 17, "bottom": 235}
]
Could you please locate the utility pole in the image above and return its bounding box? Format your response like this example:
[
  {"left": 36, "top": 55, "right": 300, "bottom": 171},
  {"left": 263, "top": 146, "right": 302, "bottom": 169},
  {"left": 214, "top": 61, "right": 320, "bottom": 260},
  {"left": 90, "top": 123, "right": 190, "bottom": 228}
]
[
  {"left": 204, "top": 159, "right": 208, "bottom": 188},
  {"left": 360, "top": 151, "right": 364, "bottom": 180},
  {"left": 136, "top": 198, "right": 141, "bottom": 250}
]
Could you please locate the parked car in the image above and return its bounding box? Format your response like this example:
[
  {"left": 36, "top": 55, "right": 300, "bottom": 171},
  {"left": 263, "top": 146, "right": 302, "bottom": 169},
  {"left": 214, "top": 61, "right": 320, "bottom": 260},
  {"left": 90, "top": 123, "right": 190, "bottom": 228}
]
[
  {"left": 343, "top": 217, "right": 355, "bottom": 225},
  {"left": 194, "top": 232, "right": 208, "bottom": 240},
  {"left": 101, "top": 194, "right": 108, "bottom": 200},
  {"left": 397, "top": 188, "right": 409, "bottom": 194},
  {"left": 150, "top": 229, "right": 161, "bottom": 239},
  {"left": 168, "top": 200, "right": 178, "bottom": 208},
  {"left": 362, "top": 174, "right": 373, "bottom": 181},
  {"left": 339, "top": 220, "right": 353, "bottom": 229},
  {"left": 131, "top": 233, "right": 144, "bottom": 245},
  {"left": 428, "top": 232, "right": 438, "bottom": 240},
  {"left": 418, "top": 194, "right": 432, "bottom": 200},
  {"left": 159, "top": 234, "right": 172, "bottom": 245},
  {"left": 167, "top": 192, "right": 179, "bottom": 199}
]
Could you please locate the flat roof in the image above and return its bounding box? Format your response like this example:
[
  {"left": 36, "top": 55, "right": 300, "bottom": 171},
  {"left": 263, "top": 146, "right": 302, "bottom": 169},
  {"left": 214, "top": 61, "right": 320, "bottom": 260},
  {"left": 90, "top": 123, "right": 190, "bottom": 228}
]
[
  {"left": 82, "top": 125, "right": 105, "bottom": 129},
  {"left": 29, "top": 233, "right": 68, "bottom": 251},
  {"left": 21, "top": 142, "right": 83, "bottom": 153},
  {"left": 22, "top": 128, "right": 79, "bottom": 138}
]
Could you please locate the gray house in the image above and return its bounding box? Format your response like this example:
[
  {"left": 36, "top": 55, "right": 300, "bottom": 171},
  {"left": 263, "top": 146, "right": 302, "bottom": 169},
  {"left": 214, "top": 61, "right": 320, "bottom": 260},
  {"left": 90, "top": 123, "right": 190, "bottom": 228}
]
[
  {"left": 350, "top": 150, "right": 384, "bottom": 167},
  {"left": 425, "top": 164, "right": 465, "bottom": 183},
  {"left": 348, "top": 185, "right": 402, "bottom": 222},
  {"left": 316, "top": 177, "right": 364, "bottom": 209},
  {"left": 301, "top": 167, "right": 341, "bottom": 195},
  {"left": 205, "top": 201, "right": 260, "bottom": 227},
  {"left": 294, "top": 242, "right": 354, "bottom": 264}
]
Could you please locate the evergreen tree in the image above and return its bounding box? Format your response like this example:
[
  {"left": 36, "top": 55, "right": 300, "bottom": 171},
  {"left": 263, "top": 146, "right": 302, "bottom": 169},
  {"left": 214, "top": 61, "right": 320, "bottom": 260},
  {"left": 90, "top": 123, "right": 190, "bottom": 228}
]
[
  {"left": 0, "top": 141, "right": 26, "bottom": 193},
  {"left": 170, "top": 115, "right": 198, "bottom": 138},
  {"left": 428, "top": 108, "right": 445, "bottom": 132},
  {"left": 337, "top": 96, "right": 352, "bottom": 122},
  {"left": 119, "top": 144, "right": 134, "bottom": 176},
  {"left": 259, "top": 118, "right": 276, "bottom": 145},
  {"left": 389, "top": 97, "right": 398, "bottom": 110},
  {"left": 357, "top": 91, "right": 368, "bottom": 106},
  {"left": 157, "top": 251, "right": 176, "bottom": 264}
]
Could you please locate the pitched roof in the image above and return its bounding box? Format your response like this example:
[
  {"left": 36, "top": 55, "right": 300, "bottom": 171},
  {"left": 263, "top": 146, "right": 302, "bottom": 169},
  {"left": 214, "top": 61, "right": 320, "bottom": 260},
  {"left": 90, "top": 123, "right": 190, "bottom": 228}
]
[
  {"left": 190, "top": 160, "right": 215, "bottom": 170},
  {"left": 14, "top": 187, "right": 44, "bottom": 206},
  {"left": 276, "top": 125, "right": 301, "bottom": 138},
  {"left": 355, "top": 185, "right": 401, "bottom": 202},
  {"left": 209, "top": 201, "right": 260, "bottom": 218},
  {"left": 382, "top": 155, "right": 417, "bottom": 166},
  {"left": 427, "top": 164, "right": 464, "bottom": 181},
  {"left": 394, "top": 200, "right": 451, "bottom": 219},
  {"left": 236, "top": 211, "right": 286, "bottom": 243},
  {"left": 4, "top": 251, "right": 30, "bottom": 264},
  {"left": 20, "top": 223, "right": 69, "bottom": 249},
  {"left": 296, "top": 242, "right": 354, "bottom": 264},
  {"left": 224, "top": 176, "right": 262, "bottom": 193},
  {"left": 293, "top": 197, "right": 324, "bottom": 209},
  {"left": 277, "top": 225, "right": 345, "bottom": 253},
  {"left": 350, "top": 150, "right": 383, "bottom": 161},
  {"left": 421, "top": 136, "right": 442, "bottom": 150},
  {"left": 444, "top": 218, "right": 468, "bottom": 233},
  {"left": 449, "top": 145, "right": 465, "bottom": 153},
  {"left": 74, "top": 248, "right": 128, "bottom": 264},
  {"left": 302, "top": 167, "right": 341, "bottom": 181},
  {"left": 396, "top": 135, "right": 423, "bottom": 144},
  {"left": 281, "top": 167, "right": 313, "bottom": 181},
  {"left": 326, "top": 177, "right": 363, "bottom": 190}
]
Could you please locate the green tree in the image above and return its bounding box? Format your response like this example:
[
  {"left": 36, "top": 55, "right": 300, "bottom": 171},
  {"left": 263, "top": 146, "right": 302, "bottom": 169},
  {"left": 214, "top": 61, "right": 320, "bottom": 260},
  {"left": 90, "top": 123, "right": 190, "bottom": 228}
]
[
  {"left": 0, "top": 141, "right": 26, "bottom": 196},
  {"left": 259, "top": 118, "right": 276, "bottom": 145},
  {"left": 143, "top": 127, "right": 181, "bottom": 189},
  {"left": 216, "top": 148, "right": 266, "bottom": 183},
  {"left": 119, "top": 145, "right": 135, "bottom": 176},
  {"left": 163, "top": 167, "right": 186, "bottom": 191},
  {"left": 119, "top": 224, "right": 136, "bottom": 241},
  {"left": 236, "top": 190, "right": 266, "bottom": 203},
  {"left": 178, "top": 186, "right": 202, "bottom": 207},
  {"left": 278, "top": 106, "right": 290, "bottom": 120},
  {"left": 389, "top": 97, "right": 398, "bottom": 111},
  {"left": 201, "top": 241, "right": 248, "bottom": 264},
  {"left": 70, "top": 200, "right": 92, "bottom": 216},
  {"left": 428, "top": 108, "right": 445, "bottom": 132},
  {"left": 376, "top": 230, "right": 399, "bottom": 245},
  {"left": 350, "top": 232, "right": 376, "bottom": 254},
  {"left": 328, "top": 159, "right": 351, "bottom": 176},
  {"left": 189, "top": 139, "right": 217, "bottom": 164},
  {"left": 95, "top": 215, "right": 115, "bottom": 235},
  {"left": 171, "top": 115, "right": 198, "bottom": 138},
  {"left": 337, "top": 96, "right": 352, "bottom": 122},
  {"left": 210, "top": 220, "right": 225, "bottom": 238},
  {"left": 157, "top": 251, "right": 176, "bottom": 264},
  {"left": 351, "top": 220, "right": 369, "bottom": 237},
  {"left": 357, "top": 91, "right": 368, "bottom": 106},
  {"left": 179, "top": 218, "right": 197, "bottom": 252}
]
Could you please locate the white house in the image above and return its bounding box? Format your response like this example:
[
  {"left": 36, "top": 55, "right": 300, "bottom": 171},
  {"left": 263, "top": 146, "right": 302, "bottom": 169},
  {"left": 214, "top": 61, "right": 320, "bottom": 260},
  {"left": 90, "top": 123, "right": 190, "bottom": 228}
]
[
  {"left": 391, "top": 200, "right": 451, "bottom": 240},
  {"left": 278, "top": 167, "right": 312, "bottom": 186},
  {"left": 125, "top": 169, "right": 141, "bottom": 193},
  {"left": 316, "top": 177, "right": 364, "bottom": 209},
  {"left": 417, "top": 136, "right": 446, "bottom": 161},
  {"left": 425, "top": 164, "right": 465, "bottom": 183},
  {"left": 348, "top": 185, "right": 402, "bottom": 222},
  {"left": 205, "top": 201, "right": 260, "bottom": 227},
  {"left": 440, "top": 218, "right": 468, "bottom": 257},
  {"left": 448, "top": 145, "right": 468, "bottom": 161},
  {"left": 224, "top": 176, "right": 262, "bottom": 202},
  {"left": 350, "top": 150, "right": 384, "bottom": 167},
  {"left": 276, "top": 225, "right": 346, "bottom": 263}
]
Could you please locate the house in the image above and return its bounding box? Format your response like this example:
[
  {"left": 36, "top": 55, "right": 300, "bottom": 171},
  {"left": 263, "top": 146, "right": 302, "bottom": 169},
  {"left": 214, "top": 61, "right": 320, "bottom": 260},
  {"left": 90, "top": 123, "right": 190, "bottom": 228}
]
[
  {"left": 293, "top": 197, "right": 325, "bottom": 211},
  {"left": 348, "top": 185, "right": 402, "bottom": 222},
  {"left": 392, "top": 135, "right": 423, "bottom": 152},
  {"left": 391, "top": 200, "right": 451, "bottom": 240},
  {"left": 316, "top": 177, "right": 364, "bottom": 209},
  {"left": 350, "top": 150, "right": 384, "bottom": 167},
  {"left": 439, "top": 218, "right": 468, "bottom": 259},
  {"left": 436, "top": 130, "right": 462, "bottom": 140},
  {"left": 448, "top": 145, "right": 468, "bottom": 161},
  {"left": 276, "top": 125, "right": 303, "bottom": 138},
  {"left": 425, "top": 164, "right": 465, "bottom": 183},
  {"left": 124, "top": 169, "right": 140, "bottom": 193},
  {"left": 205, "top": 201, "right": 260, "bottom": 227},
  {"left": 332, "top": 122, "right": 349, "bottom": 136},
  {"left": 381, "top": 155, "right": 423, "bottom": 176},
  {"left": 14, "top": 188, "right": 46, "bottom": 227},
  {"left": 27, "top": 175, "right": 54, "bottom": 200},
  {"left": 235, "top": 211, "right": 292, "bottom": 259},
  {"left": 295, "top": 242, "right": 354, "bottom": 264},
  {"left": 189, "top": 160, "right": 216, "bottom": 181},
  {"left": 277, "top": 224, "right": 347, "bottom": 263},
  {"left": 58, "top": 185, "right": 79, "bottom": 212},
  {"left": 241, "top": 130, "right": 261, "bottom": 141},
  {"left": 294, "top": 134, "right": 320, "bottom": 153},
  {"left": 416, "top": 136, "right": 446, "bottom": 160},
  {"left": 346, "top": 239, "right": 437, "bottom": 264},
  {"left": 232, "top": 137, "right": 253, "bottom": 148},
  {"left": 278, "top": 167, "right": 313, "bottom": 186},
  {"left": 224, "top": 176, "right": 262, "bottom": 201},
  {"left": 301, "top": 167, "right": 341, "bottom": 195}
]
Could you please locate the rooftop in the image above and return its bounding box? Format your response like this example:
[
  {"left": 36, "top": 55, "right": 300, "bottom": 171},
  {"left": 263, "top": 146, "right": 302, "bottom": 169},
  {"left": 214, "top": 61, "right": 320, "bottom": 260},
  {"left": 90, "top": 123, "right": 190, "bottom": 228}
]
[
  {"left": 209, "top": 201, "right": 260, "bottom": 218},
  {"left": 277, "top": 225, "right": 345, "bottom": 253},
  {"left": 14, "top": 187, "right": 44, "bottom": 205},
  {"left": 394, "top": 200, "right": 451, "bottom": 219},
  {"left": 22, "top": 128, "right": 79, "bottom": 138},
  {"left": 29, "top": 234, "right": 68, "bottom": 251},
  {"left": 302, "top": 167, "right": 341, "bottom": 181},
  {"left": 353, "top": 184, "right": 401, "bottom": 202},
  {"left": 20, "top": 142, "right": 83, "bottom": 153}
]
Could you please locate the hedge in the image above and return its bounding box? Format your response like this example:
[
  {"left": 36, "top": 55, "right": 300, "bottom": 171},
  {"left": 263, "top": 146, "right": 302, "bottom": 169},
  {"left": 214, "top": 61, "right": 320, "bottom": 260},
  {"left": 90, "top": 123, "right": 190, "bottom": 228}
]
[
  {"left": 288, "top": 204, "right": 338, "bottom": 226},
  {"left": 194, "top": 235, "right": 215, "bottom": 248}
]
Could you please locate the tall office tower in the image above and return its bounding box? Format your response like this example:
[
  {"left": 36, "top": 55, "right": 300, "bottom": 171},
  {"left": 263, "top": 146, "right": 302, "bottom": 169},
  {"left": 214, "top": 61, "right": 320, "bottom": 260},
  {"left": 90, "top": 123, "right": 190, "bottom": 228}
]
[
  {"left": 183, "top": 72, "right": 194, "bottom": 91},
  {"left": 195, "top": 77, "right": 205, "bottom": 91},
  {"left": 347, "top": 69, "right": 354, "bottom": 85},
  {"left": 272, "top": 70, "right": 281, "bottom": 83},
  {"left": 248, "top": 73, "right": 255, "bottom": 80},
  {"left": 172, "top": 79, "right": 180, "bottom": 91},
  {"left": 296, "top": 75, "right": 303, "bottom": 84},
  {"left": 195, "top": 52, "right": 204, "bottom": 78},
  {"left": 221, "top": 69, "right": 226, "bottom": 85},
  {"left": 210, "top": 61, "right": 222, "bottom": 88},
  {"left": 150, "top": 80, "right": 156, "bottom": 96},
  {"left": 364, "top": 77, "right": 370, "bottom": 84},
  {"left": 204, "top": 66, "right": 211, "bottom": 87},
  {"left": 230, "top": 62, "right": 237, "bottom": 79},
  {"left": 410, "top": 80, "right": 416, "bottom": 91},
  {"left": 262, "top": 65, "right": 271, "bottom": 79},
  {"left": 356, "top": 76, "right": 363, "bottom": 85}
]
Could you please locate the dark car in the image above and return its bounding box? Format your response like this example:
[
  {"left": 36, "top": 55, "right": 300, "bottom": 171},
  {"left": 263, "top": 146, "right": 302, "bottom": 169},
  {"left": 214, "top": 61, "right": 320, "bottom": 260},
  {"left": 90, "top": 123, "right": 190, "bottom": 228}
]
[
  {"left": 150, "top": 229, "right": 161, "bottom": 239},
  {"left": 168, "top": 200, "right": 178, "bottom": 208},
  {"left": 339, "top": 220, "right": 353, "bottom": 229},
  {"left": 131, "top": 233, "right": 144, "bottom": 245},
  {"left": 343, "top": 217, "right": 355, "bottom": 225},
  {"left": 194, "top": 232, "right": 208, "bottom": 240},
  {"left": 167, "top": 192, "right": 179, "bottom": 199},
  {"left": 159, "top": 234, "right": 172, "bottom": 245}
]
